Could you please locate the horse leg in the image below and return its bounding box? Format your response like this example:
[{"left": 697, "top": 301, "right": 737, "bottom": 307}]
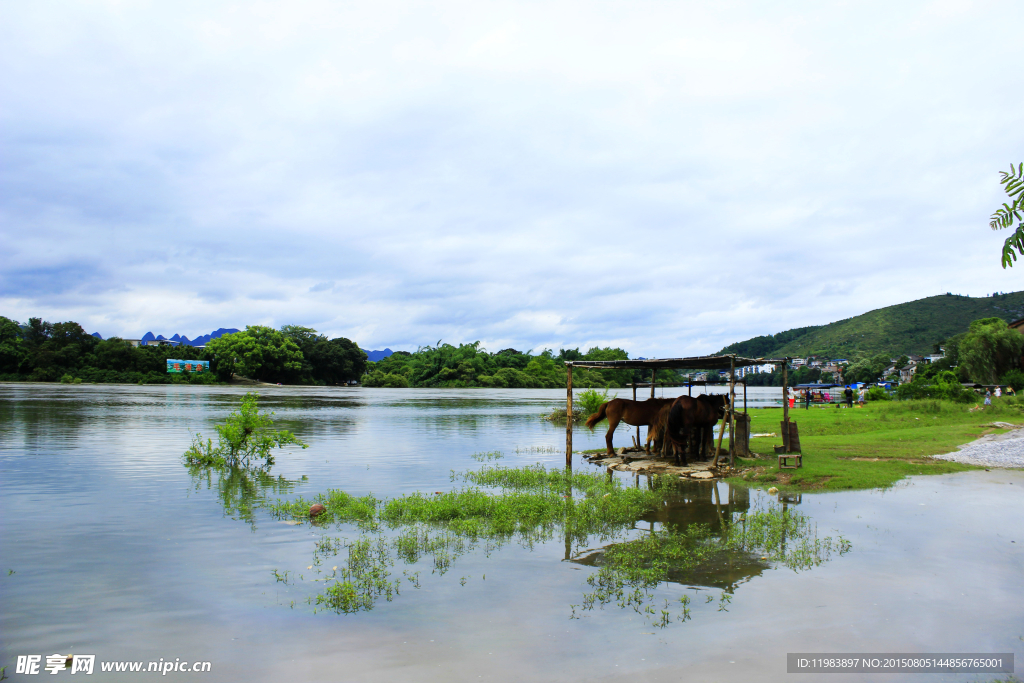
[
  {"left": 678, "top": 426, "right": 689, "bottom": 467},
  {"left": 605, "top": 415, "right": 620, "bottom": 455}
]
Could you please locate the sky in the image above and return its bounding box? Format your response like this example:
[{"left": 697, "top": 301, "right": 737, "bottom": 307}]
[{"left": 2, "top": 0, "right": 1023, "bottom": 357}]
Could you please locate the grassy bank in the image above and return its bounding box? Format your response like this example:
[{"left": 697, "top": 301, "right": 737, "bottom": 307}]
[{"left": 731, "top": 399, "right": 1023, "bottom": 492}]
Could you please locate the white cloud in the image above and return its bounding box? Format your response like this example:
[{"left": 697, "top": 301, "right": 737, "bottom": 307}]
[{"left": 1, "top": 0, "right": 1022, "bottom": 355}]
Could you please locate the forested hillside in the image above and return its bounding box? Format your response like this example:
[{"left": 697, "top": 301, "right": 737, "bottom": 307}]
[{"left": 719, "top": 292, "right": 1024, "bottom": 359}]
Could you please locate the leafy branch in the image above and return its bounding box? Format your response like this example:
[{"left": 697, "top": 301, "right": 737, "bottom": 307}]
[{"left": 989, "top": 163, "right": 1024, "bottom": 268}]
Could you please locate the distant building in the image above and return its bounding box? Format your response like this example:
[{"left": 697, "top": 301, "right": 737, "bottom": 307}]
[
  {"left": 900, "top": 364, "right": 918, "bottom": 383},
  {"left": 790, "top": 358, "right": 808, "bottom": 367},
  {"left": 145, "top": 339, "right": 180, "bottom": 347}
]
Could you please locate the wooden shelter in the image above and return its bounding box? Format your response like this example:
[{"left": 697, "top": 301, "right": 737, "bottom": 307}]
[{"left": 564, "top": 355, "right": 791, "bottom": 468}]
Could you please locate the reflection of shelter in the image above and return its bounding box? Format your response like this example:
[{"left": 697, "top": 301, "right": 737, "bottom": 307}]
[
  {"left": 570, "top": 481, "right": 767, "bottom": 593},
  {"left": 565, "top": 355, "right": 792, "bottom": 467}
]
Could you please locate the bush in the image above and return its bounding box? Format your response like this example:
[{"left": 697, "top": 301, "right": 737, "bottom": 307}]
[
  {"left": 184, "top": 392, "right": 308, "bottom": 470},
  {"left": 1001, "top": 368, "right": 1024, "bottom": 393},
  {"left": 577, "top": 387, "right": 612, "bottom": 416},
  {"left": 894, "top": 370, "right": 972, "bottom": 403},
  {"left": 361, "top": 370, "right": 411, "bottom": 387},
  {"left": 866, "top": 385, "right": 891, "bottom": 401}
]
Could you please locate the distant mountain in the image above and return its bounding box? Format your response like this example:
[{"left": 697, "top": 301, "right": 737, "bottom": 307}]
[
  {"left": 718, "top": 292, "right": 1024, "bottom": 359},
  {"left": 362, "top": 348, "right": 393, "bottom": 362},
  {"left": 137, "top": 328, "right": 240, "bottom": 346}
]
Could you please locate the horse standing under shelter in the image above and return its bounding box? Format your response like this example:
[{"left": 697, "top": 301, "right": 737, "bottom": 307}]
[
  {"left": 584, "top": 397, "right": 676, "bottom": 456},
  {"left": 664, "top": 394, "right": 730, "bottom": 466}
]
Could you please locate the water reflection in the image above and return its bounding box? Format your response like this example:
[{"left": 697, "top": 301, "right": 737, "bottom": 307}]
[{"left": 188, "top": 466, "right": 306, "bottom": 530}]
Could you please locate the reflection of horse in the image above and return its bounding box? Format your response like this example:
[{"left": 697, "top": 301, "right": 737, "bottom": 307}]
[
  {"left": 665, "top": 395, "right": 729, "bottom": 466},
  {"left": 585, "top": 398, "right": 675, "bottom": 455}
]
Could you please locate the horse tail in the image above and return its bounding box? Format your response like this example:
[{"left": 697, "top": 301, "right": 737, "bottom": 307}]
[{"left": 585, "top": 402, "right": 609, "bottom": 431}]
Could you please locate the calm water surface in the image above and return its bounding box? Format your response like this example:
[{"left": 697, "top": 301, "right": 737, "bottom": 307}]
[{"left": 1, "top": 384, "right": 1021, "bottom": 682}]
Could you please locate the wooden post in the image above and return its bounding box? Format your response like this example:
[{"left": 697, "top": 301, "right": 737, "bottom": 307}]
[
  {"left": 651, "top": 369, "right": 656, "bottom": 399},
  {"left": 712, "top": 406, "right": 729, "bottom": 467},
  {"left": 782, "top": 361, "right": 790, "bottom": 452},
  {"left": 632, "top": 383, "right": 639, "bottom": 447},
  {"left": 728, "top": 357, "right": 736, "bottom": 468},
  {"left": 566, "top": 364, "right": 573, "bottom": 468}
]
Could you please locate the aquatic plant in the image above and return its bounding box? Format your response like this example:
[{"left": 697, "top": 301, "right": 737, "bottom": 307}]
[
  {"left": 470, "top": 450, "right": 504, "bottom": 461},
  {"left": 183, "top": 392, "right": 308, "bottom": 470}
]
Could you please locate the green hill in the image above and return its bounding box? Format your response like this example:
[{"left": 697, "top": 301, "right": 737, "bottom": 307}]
[{"left": 719, "top": 292, "right": 1024, "bottom": 360}]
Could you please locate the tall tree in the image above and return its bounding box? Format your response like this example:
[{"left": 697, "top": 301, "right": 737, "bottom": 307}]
[
  {"left": 206, "top": 326, "right": 303, "bottom": 383},
  {"left": 958, "top": 317, "right": 1024, "bottom": 384},
  {"left": 990, "top": 163, "right": 1024, "bottom": 267}
]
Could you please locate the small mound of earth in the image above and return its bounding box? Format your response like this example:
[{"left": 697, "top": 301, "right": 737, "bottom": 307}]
[{"left": 932, "top": 424, "right": 1024, "bottom": 469}]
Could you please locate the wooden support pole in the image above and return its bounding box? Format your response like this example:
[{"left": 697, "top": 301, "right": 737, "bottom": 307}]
[
  {"left": 633, "top": 383, "right": 639, "bottom": 447},
  {"left": 782, "top": 361, "right": 790, "bottom": 452},
  {"left": 566, "top": 364, "right": 573, "bottom": 469},
  {"left": 728, "top": 357, "right": 736, "bottom": 468},
  {"left": 651, "top": 369, "right": 656, "bottom": 399},
  {"left": 712, "top": 406, "right": 729, "bottom": 467}
]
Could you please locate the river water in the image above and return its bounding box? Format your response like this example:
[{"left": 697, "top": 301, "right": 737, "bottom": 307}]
[{"left": 1, "top": 384, "right": 1021, "bottom": 682}]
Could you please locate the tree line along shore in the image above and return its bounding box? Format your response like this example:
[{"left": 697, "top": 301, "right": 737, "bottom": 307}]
[{"left": 3, "top": 315, "right": 1023, "bottom": 394}]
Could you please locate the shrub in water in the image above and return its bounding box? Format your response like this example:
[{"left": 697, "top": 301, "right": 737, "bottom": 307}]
[
  {"left": 577, "top": 387, "right": 612, "bottom": 417},
  {"left": 184, "top": 392, "right": 308, "bottom": 470}
]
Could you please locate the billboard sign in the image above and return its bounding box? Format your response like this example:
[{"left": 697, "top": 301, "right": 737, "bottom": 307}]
[{"left": 166, "top": 359, "right": 210, "bottom": 374}]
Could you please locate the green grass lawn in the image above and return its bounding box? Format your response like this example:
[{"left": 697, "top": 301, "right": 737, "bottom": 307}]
[{"left": 733, "top": 398, "right": 1024, "bottom": 492}]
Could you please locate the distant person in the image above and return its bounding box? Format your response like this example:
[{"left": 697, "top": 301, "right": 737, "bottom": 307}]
[
  {"left": 805, "top": 389, "right": 811, "bottom": 409},
  {"left": 984, "top": 389, "right": 992, "bottom": 407},
  {"left": 995, "top": 386, "right": 1002, "bottom": 398},
  {"left": 844, "top": 386, "right": 854, "bottom": 407},
  {"left": 1008, "top": 386, "right": 1016, "bottom": 396},
  {"left": 858, "top": 386, "right": 868, "bottom": 405}
]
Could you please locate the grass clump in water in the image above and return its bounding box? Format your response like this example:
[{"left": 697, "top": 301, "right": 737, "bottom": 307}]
[{"left": 470, "top": 450, "right": 504, "bottom": 461}]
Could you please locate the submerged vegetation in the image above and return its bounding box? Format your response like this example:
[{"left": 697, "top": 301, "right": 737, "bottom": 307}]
[
  {"left": 265, "top": 464, "right": 849, "bottom": 624},
  {"left": 177, "top": 394, "right": 853, "bottom": 626},
  {"left": 581, "top": 502, "right": 849, "bottom": 623}
]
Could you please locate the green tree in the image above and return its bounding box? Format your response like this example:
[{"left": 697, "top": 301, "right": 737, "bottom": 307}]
[
  {"left": 0, "top": 316, "right": 25, "bottom": 375},
  {"left": 206, "top": 326, "right": 303, "bottom": 383},
  {"left": 990, "top": 163, "right": 1024, "bottom": 267},
  {"left": 280, "top": 325, "right": 367, "bottom": 384},
  {"left": 958, "top": 317, "right": 1024, "bottom": 384}
]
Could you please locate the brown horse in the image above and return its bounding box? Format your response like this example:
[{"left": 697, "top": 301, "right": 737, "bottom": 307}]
[
  {"left": 585, "top": 397, "right": 676, "bottom": 455},
  {"left": 664, "top": 394, "right": 729, "bottom": 466}
]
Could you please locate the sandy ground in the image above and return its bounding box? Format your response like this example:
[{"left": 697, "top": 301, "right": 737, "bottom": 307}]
[{"left": 932, "top": 421, "right": 1024, "bottom": 468}]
